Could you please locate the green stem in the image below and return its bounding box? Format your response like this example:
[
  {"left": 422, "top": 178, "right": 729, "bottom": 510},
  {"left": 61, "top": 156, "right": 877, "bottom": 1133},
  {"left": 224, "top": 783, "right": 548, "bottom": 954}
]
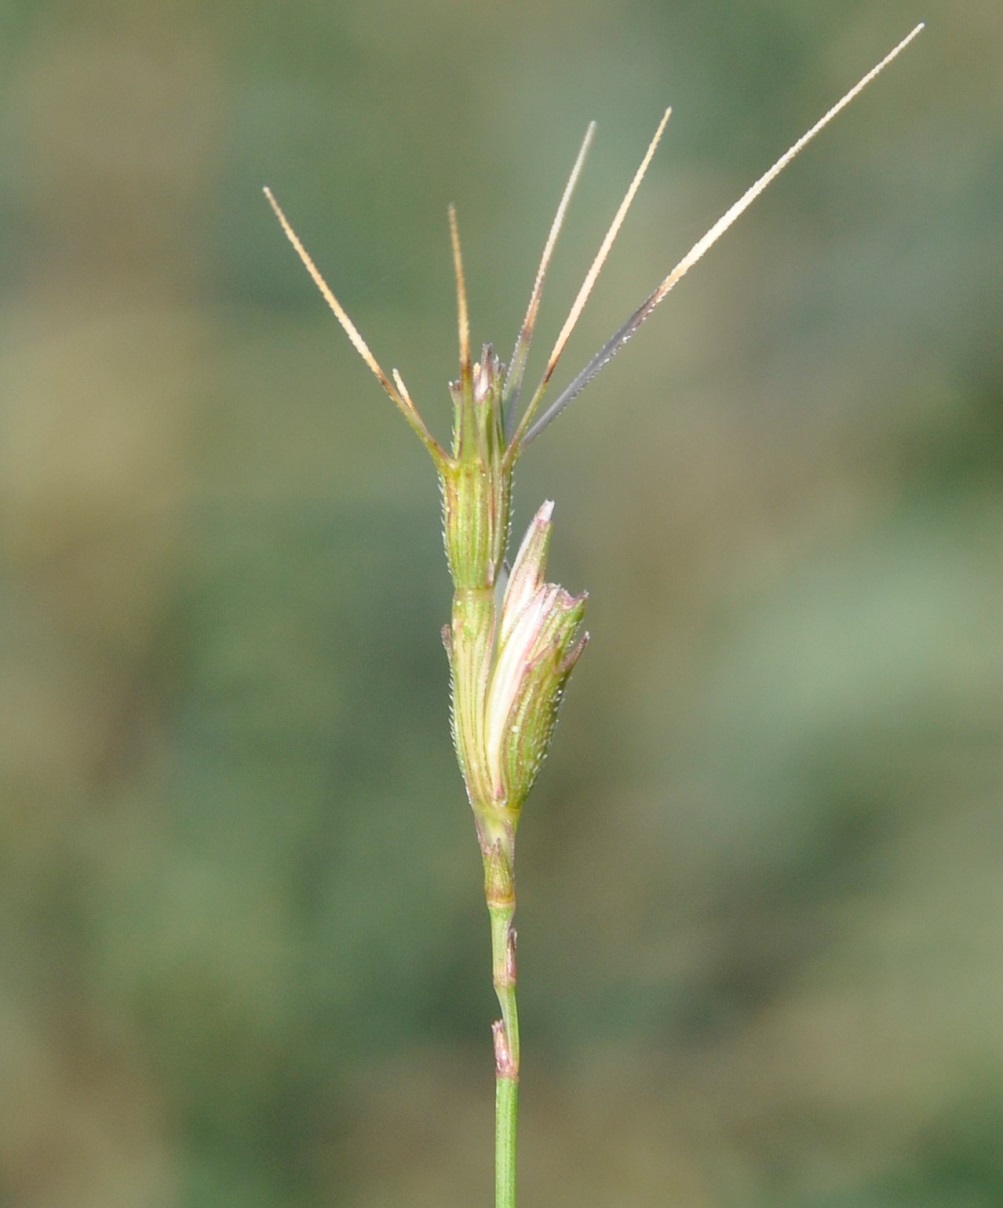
[
  {"left": 495, "top": 1056, "right": 518, "bottom": 1208},
  {"left": 489, "top": 893, "right": 519, "bottom": 1208}
]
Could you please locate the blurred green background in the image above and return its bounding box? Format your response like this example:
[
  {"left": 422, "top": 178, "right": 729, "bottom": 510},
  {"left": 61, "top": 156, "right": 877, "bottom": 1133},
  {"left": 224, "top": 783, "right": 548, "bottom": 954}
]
[{"left": 1, "top": 2, "right": 1001, "bottom": 1205}]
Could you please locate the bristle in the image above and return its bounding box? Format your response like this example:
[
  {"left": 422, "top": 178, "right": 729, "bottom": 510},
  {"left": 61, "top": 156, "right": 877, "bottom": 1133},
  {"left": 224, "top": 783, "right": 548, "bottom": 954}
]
[
  {"left": 512, "top": 108, "right": 671, "bottom": 447},
  {"left": 504, "top": 121, "right": 597, "bottom": 427},
  {"left": 449, "top": 204, "right": 472, "bottom": 385},
  {"left": 263, "top": 186, "right": 439, "bottom": 451},
  {"left": 521, "top": 23, "right": 925, "bottom": 445}
]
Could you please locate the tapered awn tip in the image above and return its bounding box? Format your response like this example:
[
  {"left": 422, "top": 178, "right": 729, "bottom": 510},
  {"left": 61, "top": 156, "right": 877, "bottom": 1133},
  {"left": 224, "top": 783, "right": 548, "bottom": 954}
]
[{"left": 884, "top": 22, "right": 925, "bottom": 61}]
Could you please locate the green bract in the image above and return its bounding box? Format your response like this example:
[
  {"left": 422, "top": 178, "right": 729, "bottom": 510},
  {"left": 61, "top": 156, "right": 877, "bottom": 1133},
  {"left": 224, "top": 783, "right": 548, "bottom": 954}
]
[
  {"left": 439, "top": 336, "right": 587, "bottom": 844},
  {"left": 448, "top": 494, "right": 587, "bottom": 834}
]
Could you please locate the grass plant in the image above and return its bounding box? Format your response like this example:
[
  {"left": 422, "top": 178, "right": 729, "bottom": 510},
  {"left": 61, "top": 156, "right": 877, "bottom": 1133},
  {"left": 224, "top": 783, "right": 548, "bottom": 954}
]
[{"left": 266, "top": 24, "right": 922, "bottom": 1205}]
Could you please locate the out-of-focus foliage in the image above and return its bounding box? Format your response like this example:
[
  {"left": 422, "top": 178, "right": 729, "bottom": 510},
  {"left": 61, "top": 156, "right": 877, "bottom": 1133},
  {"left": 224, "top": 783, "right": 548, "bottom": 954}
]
[{"left": 1, "top": 2, "right": 1000, "bottom": 1205}]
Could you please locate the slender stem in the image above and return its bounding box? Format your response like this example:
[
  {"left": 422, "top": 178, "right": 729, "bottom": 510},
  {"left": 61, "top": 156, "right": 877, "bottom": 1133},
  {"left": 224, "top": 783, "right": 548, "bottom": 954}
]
[
  {"left": 494, "top": 1052, "right": 518, "bottom": 1208},
  {"left": 483, "top": 832, "right": 519, "bottom": 1208},
  {"left": 489, "top": 893, "right": 519, "bottom": 1208}
]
